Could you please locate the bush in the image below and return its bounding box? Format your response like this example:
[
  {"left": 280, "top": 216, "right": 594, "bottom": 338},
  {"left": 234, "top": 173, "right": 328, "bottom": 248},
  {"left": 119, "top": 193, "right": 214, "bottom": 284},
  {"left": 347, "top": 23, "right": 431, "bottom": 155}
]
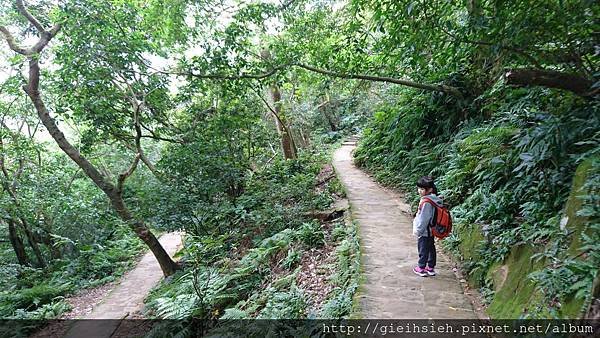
[
  {"left": 353, "top": 84, "right": 599, "bottom": 318},
  {"left": 0, "top": 282, "right": 71, "bottom": 317},
  {"left": 297, "top": 221, "right": 325, "bottom": 248}
]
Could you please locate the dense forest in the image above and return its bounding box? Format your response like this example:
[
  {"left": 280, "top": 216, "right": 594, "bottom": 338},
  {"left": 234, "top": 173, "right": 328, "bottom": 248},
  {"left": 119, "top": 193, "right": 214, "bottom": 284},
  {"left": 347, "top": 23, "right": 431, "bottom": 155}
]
[{"left": 0, "top": 0, "right": 597, "bottom": 333}]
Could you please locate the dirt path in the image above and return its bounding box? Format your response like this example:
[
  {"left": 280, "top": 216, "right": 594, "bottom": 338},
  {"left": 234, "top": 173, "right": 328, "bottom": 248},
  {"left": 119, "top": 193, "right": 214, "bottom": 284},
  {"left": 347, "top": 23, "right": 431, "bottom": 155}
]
[
  {"left": 332, "top": 142, "right": 476, "bottom": 319},
  {"left": 63, "top": 232, "right": 183, "bottom": 337}
]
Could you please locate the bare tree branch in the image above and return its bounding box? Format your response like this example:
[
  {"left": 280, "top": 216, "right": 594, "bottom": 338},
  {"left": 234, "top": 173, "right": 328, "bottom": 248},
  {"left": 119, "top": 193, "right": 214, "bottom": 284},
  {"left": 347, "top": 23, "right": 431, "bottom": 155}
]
[
  {"left": 16, "top": 0, "right": 46, "bottom": 32},
  {"left": 1, "top": 1, "right": 61, "bottom": 56},
  {"left": 139, "top": 121, "right": 185, "bottom": 144},
  {"left": 295, "top": 63, "right": 464, "bottom": 98},
  {"left": 0, "top": 24, "right": 58, "bottom": 55},
  {"left": 117, "top": 153, "right": 141, "bottom": 194},
  {"left": 0, "top": 26, "right": 28, "bottom": 54},
  {"left": 122, "top": 141, "right": 162, "bottom": 178},
  {"left": 187, "top": 65, "right": 284, "bottom": 80},
  {"left": 249, "top": 85, "right": 295, "bottom": 141},
  {"left": 116, "top": 90, "right": 144, "bottom": 194},
  {"left": 181, "top": 62, "right": 464, "bottom": 97}
]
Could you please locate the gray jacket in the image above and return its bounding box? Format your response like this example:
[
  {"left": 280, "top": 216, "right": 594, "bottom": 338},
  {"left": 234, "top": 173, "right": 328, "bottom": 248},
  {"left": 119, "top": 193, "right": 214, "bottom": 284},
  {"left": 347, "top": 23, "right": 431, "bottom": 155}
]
[{"left": 412, "top": 194, "right": 443, "bottom": 237}]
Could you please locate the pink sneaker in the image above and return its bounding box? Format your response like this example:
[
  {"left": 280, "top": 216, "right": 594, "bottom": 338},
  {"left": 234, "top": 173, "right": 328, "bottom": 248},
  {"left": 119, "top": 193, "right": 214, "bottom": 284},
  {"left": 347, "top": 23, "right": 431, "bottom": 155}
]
[
  {"left": 425, "top": 267, "right": 436, "bottom": 276},
  {"left": 413, "top": 266, "right": 428, "bottom": 277}
]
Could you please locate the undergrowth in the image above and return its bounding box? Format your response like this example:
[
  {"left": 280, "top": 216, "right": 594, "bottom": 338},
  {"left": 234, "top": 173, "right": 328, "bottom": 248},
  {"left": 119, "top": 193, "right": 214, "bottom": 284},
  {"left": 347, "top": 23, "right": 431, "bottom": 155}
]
[
  {"left": 143, "top": 147, "right": 361, "bottom": 334},
  {"left": 0, "top": 225, "right": 145, "bottom": 318},
  {"left": 354, "top": 84, "right": 599, "bottom": 318}
]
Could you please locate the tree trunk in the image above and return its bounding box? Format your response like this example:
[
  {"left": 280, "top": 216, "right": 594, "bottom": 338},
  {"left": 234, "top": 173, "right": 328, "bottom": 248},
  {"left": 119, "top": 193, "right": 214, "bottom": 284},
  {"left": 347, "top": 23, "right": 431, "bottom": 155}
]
[
  {"left": 7, "top": 219, "right": 30, "bottom": 266},
  {"left": 324, "top": 109, "right": 337, "bottom": 131},
  {"left": 269, "top": 85, "right": 297, "bottom": 159},
  {"left": 504, "top": 68, "right": 595, "bottom": 96},
  {"left": 319, "top": 98, "right": 338, "bottom": 132},
  {"left": 24, "top": 58, "right": 179, "bottom": 277},
  {"left": 34, "top": 231, "right": 62, "bottom": 260},
  {"left": 18, "top": 218, "right": 46, "bottom": 268},
  {"left": 1, "top": 9, "right": 179, "bottom": 277},
  {"left": 108, "top": 191, "right": 179, "bottom": 276},
  {"left": 261, "top": 48, "right": 298, "bottom": 159},
  {"left": 0, "top": 179, "right": 47, "bottom": 268},
  {"left": 299, "top": 128, "right": 310, "bottom": 148}
]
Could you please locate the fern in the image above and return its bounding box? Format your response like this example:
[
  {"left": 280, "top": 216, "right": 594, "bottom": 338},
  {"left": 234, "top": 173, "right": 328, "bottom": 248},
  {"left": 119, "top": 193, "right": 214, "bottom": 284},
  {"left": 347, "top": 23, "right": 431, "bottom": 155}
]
[
  {"left": 219, "top": 308, "right": 249, "bottom": 319},
  {"left": 153, "top": 294, "right": 198, "bottom": 319}
]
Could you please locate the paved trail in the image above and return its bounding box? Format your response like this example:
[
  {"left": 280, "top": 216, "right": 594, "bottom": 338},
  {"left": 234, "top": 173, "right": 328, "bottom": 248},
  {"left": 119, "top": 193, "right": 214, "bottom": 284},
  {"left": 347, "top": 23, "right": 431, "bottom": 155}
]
[
  {"left": 60, "top": 141, "right": 474, "bottom": 336},
  {"left": 64, "top": 232, "right": 183, "bottom": 337},
  {"left": 332, "top": 141, "right": 476, "bottom": 319}
]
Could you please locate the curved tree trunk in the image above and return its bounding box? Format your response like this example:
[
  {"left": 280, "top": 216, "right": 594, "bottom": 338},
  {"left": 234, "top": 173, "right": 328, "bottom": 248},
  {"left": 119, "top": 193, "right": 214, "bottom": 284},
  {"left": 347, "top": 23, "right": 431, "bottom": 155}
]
[
  {"left": 261, "top": 48, "right": 297, "bottom": 159},
  {"left": 23, "top": 58, "right": 179, "bottom": 276},
  {"left": 108, "top": 191, "right": 179, "bottom": 276},
  {"left": 1, "top": 3, "right": 179, "bottom": 276},
  {"left": 7, "top": 219, "right": 30, "bottom": 266},
  {"left": 318, "top": 96, "right": 338, "bottom": 132},
  {"left": 295, "top": 63, "right": 464, "bottom": 98}
]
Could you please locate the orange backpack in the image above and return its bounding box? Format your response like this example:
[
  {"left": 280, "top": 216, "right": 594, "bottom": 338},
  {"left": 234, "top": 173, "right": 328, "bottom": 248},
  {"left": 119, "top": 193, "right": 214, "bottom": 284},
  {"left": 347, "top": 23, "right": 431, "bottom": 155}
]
[{"left": 419, "top": 197, "right": 452, "bottom": 239}]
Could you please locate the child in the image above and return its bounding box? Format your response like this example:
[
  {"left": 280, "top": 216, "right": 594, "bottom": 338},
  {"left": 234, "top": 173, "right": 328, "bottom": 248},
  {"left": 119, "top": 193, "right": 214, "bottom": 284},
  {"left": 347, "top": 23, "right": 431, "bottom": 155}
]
[{"left": 412, "top": 176, "right": 443, "bottom": 277}]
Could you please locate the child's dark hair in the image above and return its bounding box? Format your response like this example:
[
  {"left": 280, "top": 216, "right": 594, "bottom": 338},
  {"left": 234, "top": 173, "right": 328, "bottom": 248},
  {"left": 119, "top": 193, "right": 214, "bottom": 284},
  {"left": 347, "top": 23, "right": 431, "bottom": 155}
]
[{"left": 416, "top": 176, "right": 438, "bottom": 194}]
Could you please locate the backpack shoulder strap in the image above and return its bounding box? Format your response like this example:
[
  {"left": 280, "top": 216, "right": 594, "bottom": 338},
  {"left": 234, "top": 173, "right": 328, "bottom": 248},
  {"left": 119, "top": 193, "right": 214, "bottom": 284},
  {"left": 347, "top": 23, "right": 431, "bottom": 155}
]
[
  {"left": 419, "top": 197, "right": 438, "bottom": 230},
  {"left": 419, "top": 196, "right": 435, "bottom": 210}
]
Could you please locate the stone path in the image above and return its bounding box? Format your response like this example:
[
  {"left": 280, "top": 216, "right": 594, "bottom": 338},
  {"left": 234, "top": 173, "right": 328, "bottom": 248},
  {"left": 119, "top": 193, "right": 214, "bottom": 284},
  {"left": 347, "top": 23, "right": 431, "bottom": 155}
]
[
  {"left": 64, "top": 232, "right": 183, "bottom": 337},
  {"left": 332, "top": 141, "right": 476, "bottom": 319}
]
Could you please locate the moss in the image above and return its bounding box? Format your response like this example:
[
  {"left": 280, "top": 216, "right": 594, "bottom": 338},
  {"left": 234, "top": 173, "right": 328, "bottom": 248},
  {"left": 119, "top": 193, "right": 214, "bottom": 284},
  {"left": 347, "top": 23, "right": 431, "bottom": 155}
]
[
  {"left": 560, "top": 296, "right": 585, "bottom": 318},
  {"left": 485, "top": 159, "right": 596, "bottom": 319},
  {"left": 565, "top": 159, "right": 593, "bottom": 256},
  {"left": 486, "top": 245, "right": 545, "bottom": 318},
  {"left": 455, "top": 222, "right": 486, "bottom": 288},
  {"left": 457, "top": 223, "right": 485, "bottom": 261},
  {"left": 486, "top": 261, "right": 507, "bottom": 291},
  {"left": 558, "top": 158, "right": 595, "bottom": 318}
]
